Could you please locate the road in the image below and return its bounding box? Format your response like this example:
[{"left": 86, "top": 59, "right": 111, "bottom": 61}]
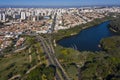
[
  {"left": 36, "top": 35, "right": 70, "bottom": 80},
  {"left": 8, "top": 74, "right": 21, "bottom": 80},
  {"left": 22, "top": 13, "right": 70, "bottom": 80}
]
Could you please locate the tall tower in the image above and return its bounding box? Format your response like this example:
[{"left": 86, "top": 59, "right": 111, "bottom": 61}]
[{"left": 21, "top": 12, "right": 26, "bottom": 20}]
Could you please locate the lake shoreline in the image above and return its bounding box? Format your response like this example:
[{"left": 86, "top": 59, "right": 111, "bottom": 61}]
[
  {"left": 56, "top": 19, "right": 110, "bottom": 43},
  {"left": 57, "top": 20, "right": 116, "bottom": 51}
]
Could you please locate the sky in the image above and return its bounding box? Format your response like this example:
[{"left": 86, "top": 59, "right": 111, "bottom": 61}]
[{"left": 0, "top": 0, "right": 120, "bottom": 6}]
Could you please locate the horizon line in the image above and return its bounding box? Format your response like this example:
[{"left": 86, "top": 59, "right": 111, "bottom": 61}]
[{"left": 0, "top": 4, "right": 120, "bottom": 8}]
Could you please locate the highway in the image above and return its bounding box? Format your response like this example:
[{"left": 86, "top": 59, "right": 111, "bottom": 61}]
[
  {"left": 36, "top": 35, "right": 70, "bottom": 80},
  {"left": 22, "top": 13, "right": 70, "bottom": 80}
]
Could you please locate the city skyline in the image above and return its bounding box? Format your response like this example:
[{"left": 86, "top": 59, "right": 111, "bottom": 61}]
[{"left": 0, "top": 0, "right": 120, "bottom": 7}]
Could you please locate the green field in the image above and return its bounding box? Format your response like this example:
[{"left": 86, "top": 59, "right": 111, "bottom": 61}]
[{"left": 0, "top": 36, "right": 46, "bottom": 80}]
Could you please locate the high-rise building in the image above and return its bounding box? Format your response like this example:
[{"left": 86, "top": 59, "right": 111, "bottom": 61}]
[
  {"left": 36, "top": 16, "right": 40, "bottom": 21},
  {"left": 0, "top": 13, "right": 2, "bottom": 21},
  {"left": 32, "top": 16, "right": 36, "bottom": 22},
  {"left": 26, "top": 12, "right": 31, "bottom": 17},
  {"left": 21, "top": 12, "right": 26, "bottom": 20},
  {"left": 2, "top": 13, "right": 6, "bottom": 21}
]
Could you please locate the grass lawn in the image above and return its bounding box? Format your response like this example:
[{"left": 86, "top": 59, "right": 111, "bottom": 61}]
[{"left": 0, "top": 36, "right": 46, "bottom": 80}]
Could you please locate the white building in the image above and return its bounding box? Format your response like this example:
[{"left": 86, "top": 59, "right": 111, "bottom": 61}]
[
  {"left": 0, "top": 13, "right": 6, "bottom": 21},
  {"left": 21, "top": 12, "right": 26, "bottom": 20},
  {"left": 0, "top": 13, "right": 2, "bottom": 21},
  {"left": 32, "top": 16, "right": 36, "bottom": 22}
]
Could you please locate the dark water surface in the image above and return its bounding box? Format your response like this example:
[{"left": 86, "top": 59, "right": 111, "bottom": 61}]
[{"left": 58, "top": 21, "right": 115, "bottom": 51}]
